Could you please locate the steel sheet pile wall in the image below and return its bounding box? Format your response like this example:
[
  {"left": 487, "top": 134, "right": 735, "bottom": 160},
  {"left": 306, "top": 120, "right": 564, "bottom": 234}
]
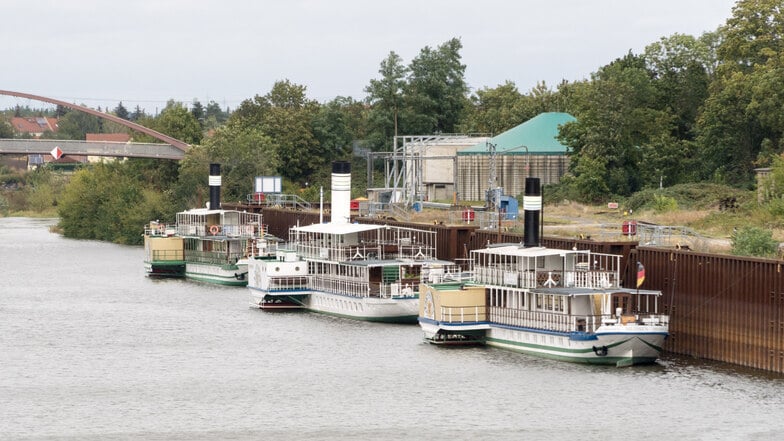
[
  {"left": 632, "top": 247, "right": 784, "bottom": 373},
  {"left": 260, "top": 208, "right": 321, "bottom": 239}
]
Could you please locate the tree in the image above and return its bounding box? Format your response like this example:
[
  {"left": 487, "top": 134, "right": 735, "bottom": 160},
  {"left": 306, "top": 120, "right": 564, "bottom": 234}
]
[
  {"left": 695, "top": 0, "right": 784, "bottom": 185},
  {"left": 403, "top": 38, "right": 469, "bottom": 135},
  {"left": 114, "top": 102, "right": 129, "bottom": 120},
  {"left": 130, "top": 105, "right": 146, "bottom": 122},
  {"left": 459, "top": 81, "right": 560, "bottom": 135},
  {"left": 58, "top": 162, "right": 175, "bottom": 244},
  {"left": 57, "top": 108, "right": 101, "bottom": 140},
  {"left": 365, "top": 51, "right": 408, "bottom": 150},
  {"left": 644, "top": 33, "right": 714, "bottom": 140},
  {"left": 695, "top": 73, "right": 762, "bottom": 184},
  {"left": 0, "top": 118, "right": 13, "bottom": 138},
  {"left": 204, "top": 101, "right": 229, "bottom": 129},
  {"left": 559, "top": 53, "right": 677, "bottom": 199},
  {"left": 718, "top": 0, "right": 784, "bottom": 73},
  {"left": 230, "top": 80, "right": 321, "bottom": 183},
  {"left": 194, "top": 120, "right": 280, "bottom": 203},
  {"left": 191, "top": 99, "right": 205, "bottom": 129},
  {"left": 148, "top": 100, "right": 203, "bottom": 145},
  {"left": 311, "top": 96, "right": 361, "bottom": 161}
]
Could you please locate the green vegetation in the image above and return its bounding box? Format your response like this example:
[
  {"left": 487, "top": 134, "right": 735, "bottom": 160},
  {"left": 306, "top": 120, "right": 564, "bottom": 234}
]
[
  {"left": 623, "top": 183, "right": 752, "bottom": 212},
  {"left": 731, "top": 227, "right": 778, "bottom": 258},
  {"left": 57, "top": 162, "right": 176, "bottom": 244}
]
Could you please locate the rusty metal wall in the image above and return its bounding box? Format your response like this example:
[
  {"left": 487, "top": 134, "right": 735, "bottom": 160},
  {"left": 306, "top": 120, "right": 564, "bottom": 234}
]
[{"left": 631, "top": 247, "right": 784, "bottom": 373}]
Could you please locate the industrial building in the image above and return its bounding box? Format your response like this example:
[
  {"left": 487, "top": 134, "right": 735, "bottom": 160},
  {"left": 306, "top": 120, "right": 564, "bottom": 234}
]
[{"left": 456, "top": 112, "right": 575, "bottom": 201}]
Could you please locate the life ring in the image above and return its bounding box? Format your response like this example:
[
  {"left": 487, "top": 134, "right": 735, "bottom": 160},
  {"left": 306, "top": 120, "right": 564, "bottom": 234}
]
[{"left": 209, "top": 225, "right": 220, "bottom": 235}]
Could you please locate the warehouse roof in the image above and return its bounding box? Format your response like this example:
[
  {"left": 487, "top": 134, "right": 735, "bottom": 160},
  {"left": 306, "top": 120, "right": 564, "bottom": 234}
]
[{"left": 458, "top": 112, "right": 576, "bottom": 155}]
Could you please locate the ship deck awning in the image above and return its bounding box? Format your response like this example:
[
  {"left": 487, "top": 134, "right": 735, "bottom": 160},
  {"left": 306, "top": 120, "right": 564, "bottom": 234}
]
[
  {"left": 292, "top": 223, "right": 385, "bottom": 235},
  {"left": 343, "top": 258, "right": 455, "bottom": 268},
  {"left": 534, "top": 287, "right": 663, "bottom": 297},
  {"left": 471, "top": 245, "right": 580, "bottom": 258}
]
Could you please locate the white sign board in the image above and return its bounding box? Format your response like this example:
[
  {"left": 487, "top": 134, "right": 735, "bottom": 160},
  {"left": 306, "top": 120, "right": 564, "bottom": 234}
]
[
  {"left": 254, "top": 176, "right": 282, "bottom": 193},
  {"left": 50, "top": 146, "right": 63, "bottom": 160}
]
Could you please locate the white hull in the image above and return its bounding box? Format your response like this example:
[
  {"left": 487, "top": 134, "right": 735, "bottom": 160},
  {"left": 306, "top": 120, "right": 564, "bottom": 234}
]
[
  {"left": 249, "top": 287, "right": 418, "bottom": 322},
  {"left": 185, "top": 262, "right": 247, "bottom": 286},
  {"left": 304, "top": 291, "right": 419, "bottom": 323},
  {"left": 485, "top": 325, "right": 667, "bottom": 366}
]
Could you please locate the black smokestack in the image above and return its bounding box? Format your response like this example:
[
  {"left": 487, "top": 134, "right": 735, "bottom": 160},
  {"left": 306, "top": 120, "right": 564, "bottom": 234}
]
[
  {"left": 523, "top": 177, "right": 541, "bottom": 247},
  {"left": 209, "top": 163, "right": 221, "bottom": 210}
]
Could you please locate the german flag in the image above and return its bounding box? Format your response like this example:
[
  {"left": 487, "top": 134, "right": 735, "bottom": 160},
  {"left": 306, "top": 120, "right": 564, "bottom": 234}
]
[{"left": 636, "top": 261, "right": 645, "bottom": 288}]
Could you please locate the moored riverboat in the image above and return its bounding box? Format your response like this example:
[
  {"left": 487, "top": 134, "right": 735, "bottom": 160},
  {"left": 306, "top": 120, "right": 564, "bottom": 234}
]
[
  {"left": 143, "top": 221, "right": 185, "bottom": 277},
  {"left": 248, "top": 161, "right": 457, "bottom": 323},
  {"left": 177, "top": 207, "right": 264, "bottom": 286},
  {"left": 144, "top": 164, "right": 269, "bottom": 286},
  {"left": 418, "top": 177, "right": 669, "bottom": 366}
]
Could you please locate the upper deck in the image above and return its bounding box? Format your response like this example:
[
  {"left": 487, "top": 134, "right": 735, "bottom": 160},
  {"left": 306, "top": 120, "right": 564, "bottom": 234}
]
[
  {"left": 176, "top": 209, "right": 264, "bottom": 239},
  {"left": 470, "top": 245, "right": 622, "bottom": 290},
  {"left": 288, "top": 223, "right": 437, "bottom": 263}
]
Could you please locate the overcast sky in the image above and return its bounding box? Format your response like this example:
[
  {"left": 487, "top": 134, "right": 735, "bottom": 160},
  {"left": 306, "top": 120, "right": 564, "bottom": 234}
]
[{"left": 2, "top": 0, "right": 738, "bottom": 113}]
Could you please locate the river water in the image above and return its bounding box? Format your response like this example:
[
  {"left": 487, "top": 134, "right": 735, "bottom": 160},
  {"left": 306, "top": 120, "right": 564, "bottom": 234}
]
[{"left": 1, "top": 217, "right": 783, "bottom": 441}]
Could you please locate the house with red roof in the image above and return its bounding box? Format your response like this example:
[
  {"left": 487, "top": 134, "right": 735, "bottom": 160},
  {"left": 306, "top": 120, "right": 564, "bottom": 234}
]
[{"left": 10, "top": 116, "right": 58, "bottom": 137}]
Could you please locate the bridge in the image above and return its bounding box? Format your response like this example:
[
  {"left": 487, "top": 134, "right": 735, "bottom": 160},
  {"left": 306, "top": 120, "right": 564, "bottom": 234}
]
[
  {"left": 0, "top": 138, "right": 184, "bottom": 160},
  {"left": 0, "top": 90, "right": 189, "bottom": 160}
]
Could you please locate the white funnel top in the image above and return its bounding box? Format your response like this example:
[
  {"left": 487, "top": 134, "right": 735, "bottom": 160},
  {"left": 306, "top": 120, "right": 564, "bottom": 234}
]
[{"left": 331, "top": 161, "right": 351, "bottom": 224}]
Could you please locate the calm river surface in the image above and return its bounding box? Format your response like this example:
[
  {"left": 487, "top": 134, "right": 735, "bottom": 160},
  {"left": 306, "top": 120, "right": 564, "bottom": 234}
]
[{"left": 2, "top": 217, "right": 784, "bottom": 441}]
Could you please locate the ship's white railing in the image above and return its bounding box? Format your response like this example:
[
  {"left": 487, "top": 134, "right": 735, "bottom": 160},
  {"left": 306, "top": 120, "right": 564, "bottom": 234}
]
[
  {"left": 489, "top": 307, "right": 670, "bottom": 333},
  {"left": 308, "top": 275, "right": 370, "bottom": 298},
  {"left": 599, "top": 313, "right": 670, "bottom": 328},
  {"left": 439, "top": 305, "right": 487, "bottom": 323},
  {"left": 473, "top": 267, "right": 619, "bottom": 289},
  {"left": 379, "top": 282, "right": 418, "bottom": 299},
  {"left": 296, "top": 244, "right": 382, "bottom": 262},
  {"left": 145, "top": 223, "right": 178, "bottom": 237},
  {"left": 489, "top": 307, "right": 575, "bottom": 333},
  {"left": 177, "top": 223, "right": 264, "bottom": 239},
  {"left": 267, "top": 276, "right": 309, "bottom": 291},
  {"left": 294, "top": 242, "right": 437, "bottom": 262},
  {"left": 186, "top": 249, "right": 245, "bottom": 265}
]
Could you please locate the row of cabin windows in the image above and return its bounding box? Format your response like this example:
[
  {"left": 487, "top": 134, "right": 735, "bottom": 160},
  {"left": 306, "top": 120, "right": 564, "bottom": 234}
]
[
  {"left": 316, "top": 296, "right": 362, "bottom": 312},
  {"left": 185, "top": 239, "right": 227, "bottom": 252},
  {"left": 309, "top": 262, "right": 367, "bottom": 279}
]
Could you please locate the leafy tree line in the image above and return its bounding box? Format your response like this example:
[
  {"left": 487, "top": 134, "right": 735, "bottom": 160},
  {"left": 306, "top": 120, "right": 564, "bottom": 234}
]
[{"left": 560, "top": 0, "right": 784, "bottom": 200}]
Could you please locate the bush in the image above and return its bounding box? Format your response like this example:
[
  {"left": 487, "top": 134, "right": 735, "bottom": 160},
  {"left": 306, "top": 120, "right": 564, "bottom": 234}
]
[
  {"left": 731, "top": 226, "right": 778, "bottom": 258},
  {"left": 624, "top": 183, "right": 751, "bottom": 212},
  {"left": 651, "top": 194, "right": 678, "bottom": 213}
]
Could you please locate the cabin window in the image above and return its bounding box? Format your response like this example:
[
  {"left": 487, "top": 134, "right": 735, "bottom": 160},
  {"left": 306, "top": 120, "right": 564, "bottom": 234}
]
[
  {"left": 612, "top": 293, "right": 632, "bottom": 315},
  {"left": 536, "top": 256, "right": 545, "bottom": 269},
  {"left": 554, "top": 296, "right": 563, "bottom": 312}
]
